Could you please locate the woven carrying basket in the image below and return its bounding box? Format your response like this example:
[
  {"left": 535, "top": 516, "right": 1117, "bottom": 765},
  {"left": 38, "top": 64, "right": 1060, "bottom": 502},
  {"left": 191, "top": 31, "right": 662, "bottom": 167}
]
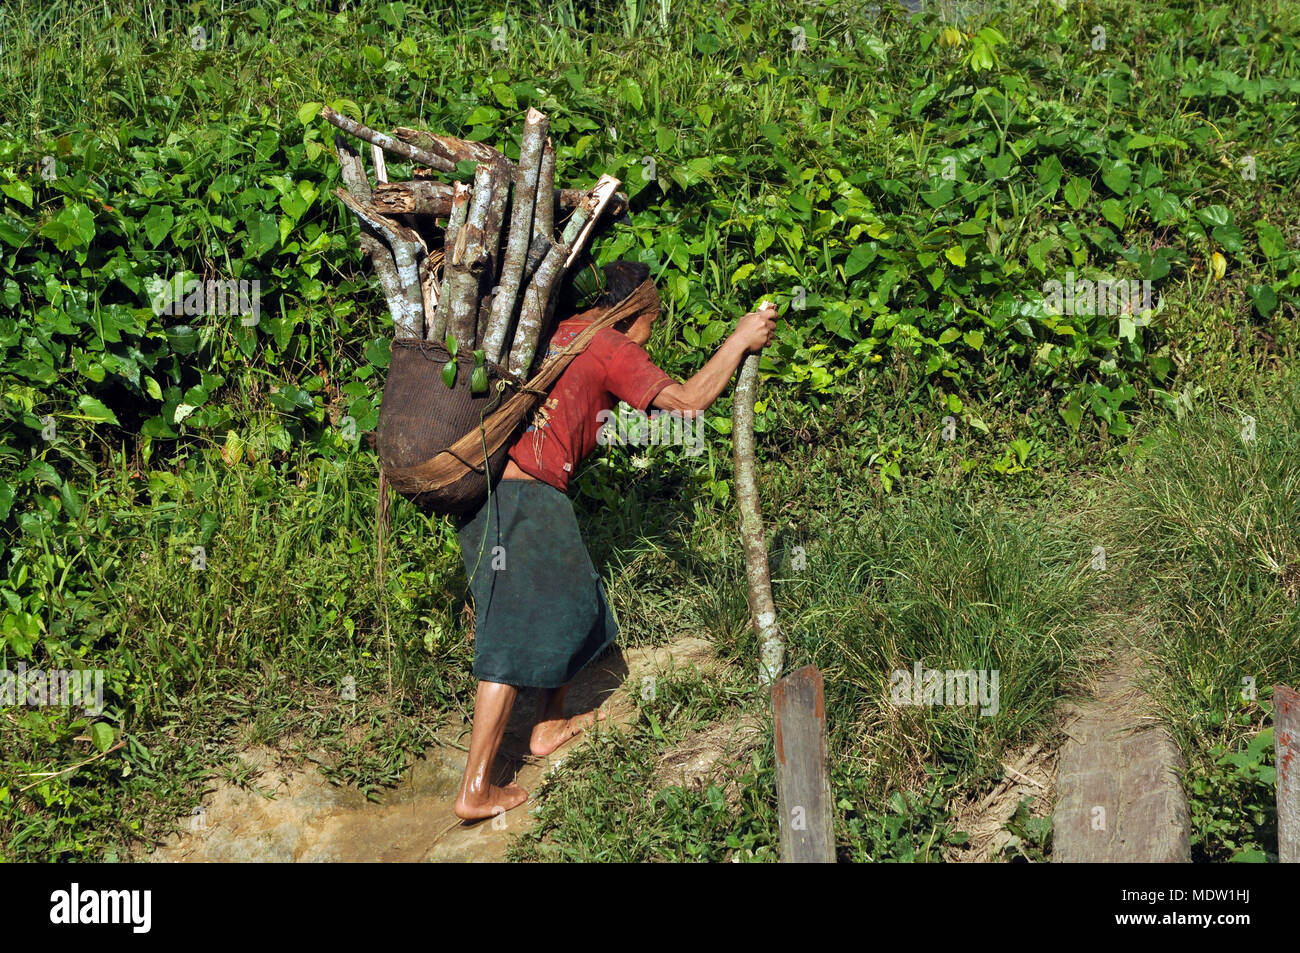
[{"left": 376, "top": 277, "right": 660, "bottom": 516}]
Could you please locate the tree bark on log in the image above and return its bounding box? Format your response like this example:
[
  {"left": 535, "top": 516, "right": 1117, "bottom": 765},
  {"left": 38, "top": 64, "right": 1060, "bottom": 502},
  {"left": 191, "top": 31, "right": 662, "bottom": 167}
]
[
  {"left": 474, "top": 162, "right": 511, "bottom": 346},
  {"left": 483, "top": 108, "right": 549, "bottom": 365},
  {"left": 528, "top": 138, "right": 557, "bottom": 263},
  {"left": 393, "top": 126, "right": 512, "bottom": 174},
  {"left": 506, "top": 238, "right": 570, "bottom": 379},
  {"left": 323, "top": 106, "right": 456, "bottom": 174},
  {"left": 332, "top": 186, "right": 425, "bottom": 339},
  {"left": 369, "top": 179, "right": 621, "bottom": 220},
  {"left": 430, "top": 181, "right": 470, "bottom": 342},
  {"left": 419, "top": 254, "right": 440, "bottom": 335},
  {"left": 563, "top": 175, "right": 621, "bottom": 270},
  {"left": 335, "top": 137, "right": 420, "bottom": 337},
  {"left": 732, "top": 349, "right": 784, "bottom": 687},
  {"left": 443, "top": 163, "right": 500, "bottom": 351}
]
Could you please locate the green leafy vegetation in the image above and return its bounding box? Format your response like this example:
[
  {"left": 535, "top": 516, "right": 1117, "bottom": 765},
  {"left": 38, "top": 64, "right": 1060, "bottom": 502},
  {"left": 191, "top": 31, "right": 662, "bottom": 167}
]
[{"left": 1, "top": 0, "right": 1297, "bottom": 860}]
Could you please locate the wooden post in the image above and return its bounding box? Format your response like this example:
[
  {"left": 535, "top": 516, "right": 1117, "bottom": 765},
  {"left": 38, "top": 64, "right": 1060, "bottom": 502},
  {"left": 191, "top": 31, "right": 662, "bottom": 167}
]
[
  {"left": 1276, "top": 683, "right": 1299, "bottom": 863},
  {"left": 772, "top": 665, "right": 835, "bottom": 863}
]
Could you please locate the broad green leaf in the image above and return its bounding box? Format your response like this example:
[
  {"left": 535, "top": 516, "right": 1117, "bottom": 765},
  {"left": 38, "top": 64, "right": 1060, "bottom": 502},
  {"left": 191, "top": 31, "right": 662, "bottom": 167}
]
[
  {"left": 1100, "top": 198, "right": 1126, "bottom": 230},
  {"left": 944, "top": 245, "right": 967, "bottom": 267},
  {"left": 844, "top": 243, "right": 875, "bottom": 277},
  {"left": 1256, "top": 222, "right": 1285, "bottom": 261},
  {"left": 77, "top": 395, "right": 120, "bottom": 425},
  {"left": 1100, "top": 160, "right": 1132, "bottom": 195},
  {"left": 1063, "top": 177, "right": 1091, "bottom": 211},
  {"left": 1212, "top": 224, "right": 1243, "bottom": 254},
  {"left": 620, "top": 78, "right": 644, "bottom": 112},
  {"left": 470, "top": 365, "right": 488, "bottom": 394},
  {"left": 1196, "top": 204, "right": 1232, "bottom": 227},
  {"left": 91, "top": 722, "right": 114, "bottom": 752},
  {"left": 1248, "top": 284, "right": 1278, "bottom": 317},
  {"left": 730, "top": 262, "right": 756, "bottom": 285},
  {"left": 142, "top": 204, "right": 174, "bottom": 246},
  {"left": 39, "top": 202, "right": 96, "bottom": 251},
  {"left": 1, "top": 180, "right": 33, "bottom": 207},
  {"left": 1027, "top": 237, "right": 1052, "bottom": 273}
]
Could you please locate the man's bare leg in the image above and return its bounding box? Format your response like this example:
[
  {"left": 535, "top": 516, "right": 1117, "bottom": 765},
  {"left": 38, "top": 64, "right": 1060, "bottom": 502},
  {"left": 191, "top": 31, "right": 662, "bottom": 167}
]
[
  {"left": 454, "top": 680, "right": 528, "bottom": 821},
  {"left": 530, "top": 684, "right": 609, "bottom": 757}
]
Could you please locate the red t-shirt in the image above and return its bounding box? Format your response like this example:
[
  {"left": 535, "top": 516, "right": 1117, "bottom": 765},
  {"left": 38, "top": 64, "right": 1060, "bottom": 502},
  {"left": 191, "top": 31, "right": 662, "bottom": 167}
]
[{"left": 507, "top": 316, "right": 676, "bottom": 492}]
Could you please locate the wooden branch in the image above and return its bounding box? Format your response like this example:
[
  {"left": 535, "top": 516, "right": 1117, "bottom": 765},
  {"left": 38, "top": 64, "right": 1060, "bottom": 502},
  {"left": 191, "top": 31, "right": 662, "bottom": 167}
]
[
  {"left": 323, "top": 106, "right": 456, "bottom": 174},
  {"left": 483, "top": 108, "right": 549, "bottom": 366},
  {"left": 431, "top": 180, "right": 471, "bottom": 343},
  {"left": 732, "top": 330, "right": 783, "bottom": 687},
  {"left": 506, "top": 237, "right": 570, "bottom": 379},
  {"left": 393, "top": 126, "right": 512, "bottom": 173},
  {"left": 420, "top": 254, "right": 440, "bottom": 336},
  {"left": 369, "top": 179, "right": 618, "bottom": 219},
  {"left": 334, "top": 137, "right": 423, "bottom": 338},
  {"left": 533, "top": 174, "right": 623, "bottom": 337},
  {"left": 531, "top": 136, "right": 556, "bottom": 250},
  {"left": 564, "top": 174, "right": 621, "bottom": 269},
  {"left": 371, "top": 144, "right": 388, "bottom": 183},
  {"left": 443, "top": 164, "right": 501, "bottom": 350},
  {"left": 473, "top": 164, "right": 510, "bottom": 347}
]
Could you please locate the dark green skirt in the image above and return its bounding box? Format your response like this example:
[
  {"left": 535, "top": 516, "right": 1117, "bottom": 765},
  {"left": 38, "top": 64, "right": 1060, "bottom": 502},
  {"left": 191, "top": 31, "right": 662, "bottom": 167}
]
[{"left": 456, "top": 479, "right": 618, "bottom": 688}]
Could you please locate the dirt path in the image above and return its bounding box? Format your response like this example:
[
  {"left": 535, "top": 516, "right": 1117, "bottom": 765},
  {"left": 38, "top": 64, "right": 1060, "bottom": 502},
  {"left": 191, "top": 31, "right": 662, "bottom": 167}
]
[{"left": 139, "top": 637, "right": 717, "bottom": 863}]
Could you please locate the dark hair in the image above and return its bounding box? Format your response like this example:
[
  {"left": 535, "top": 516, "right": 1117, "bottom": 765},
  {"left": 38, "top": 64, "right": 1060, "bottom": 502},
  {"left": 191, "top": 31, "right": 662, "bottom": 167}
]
[{"left": 596, "top": 261, "right": 651, "bottom": 308}]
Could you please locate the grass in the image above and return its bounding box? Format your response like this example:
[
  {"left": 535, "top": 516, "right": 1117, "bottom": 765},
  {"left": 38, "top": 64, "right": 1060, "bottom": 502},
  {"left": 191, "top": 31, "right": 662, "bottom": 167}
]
[{"left": 1093, "top": 376, "right": 1300, "bottom": 860}]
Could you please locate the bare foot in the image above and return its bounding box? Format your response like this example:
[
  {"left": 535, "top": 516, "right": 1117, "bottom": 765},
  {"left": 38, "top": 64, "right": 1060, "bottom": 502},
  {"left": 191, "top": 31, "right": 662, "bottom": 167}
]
[
  {"left": 530, "top": 708, "right": 607, "bottom": 757},
  {"left": 454, "top": 782, "right": 528, "bottom": 822}
]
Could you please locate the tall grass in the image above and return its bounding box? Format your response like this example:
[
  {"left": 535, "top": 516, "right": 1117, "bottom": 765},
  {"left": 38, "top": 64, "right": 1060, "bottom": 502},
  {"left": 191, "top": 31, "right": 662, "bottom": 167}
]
[{"left": 1096, "top": 379, "right": 1300, "bottom": 858}]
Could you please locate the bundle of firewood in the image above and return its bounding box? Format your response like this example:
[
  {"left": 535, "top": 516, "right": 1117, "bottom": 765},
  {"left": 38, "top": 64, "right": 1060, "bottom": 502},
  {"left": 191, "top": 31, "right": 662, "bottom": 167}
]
[{"left": 325, "top": 106, "right": 626, "bottom": 382}]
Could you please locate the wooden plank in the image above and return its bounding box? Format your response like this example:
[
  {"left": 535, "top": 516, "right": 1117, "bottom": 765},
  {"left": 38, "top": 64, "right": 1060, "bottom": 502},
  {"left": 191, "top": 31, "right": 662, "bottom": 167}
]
[
  {"left": 1276, "top": 683, "right": 1300, "bottom": 863},
  {"left": 1053, "top": 659, "right": 1190, "bottom": 863},
  {"left": 772, "top": 665, "right": 834, "bottom": 863}
]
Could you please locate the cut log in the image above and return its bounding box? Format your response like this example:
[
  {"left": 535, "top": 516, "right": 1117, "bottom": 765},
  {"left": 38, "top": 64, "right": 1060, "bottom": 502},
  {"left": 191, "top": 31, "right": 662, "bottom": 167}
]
[
  {"left": 370, "top": 179, "right": 618, "bottom": 220},
  {"left": 483, "top": 108, "right": 549, "bottom": 365},
  {"left": 732, "top": 335, "right": 783, "bottom": 686},
  {"left": 332, "top": 181, "right": 425, "bottom": 339},
  {"left": 506, "top": 238, "right": 570, "bottom": 379},
  {"left": 443, "top": 163, "right": 502, "bottom": 351},
  {"left": 336, "top": 136, "right": 419, "bottom": 336},
  {"left": 323, "top": 106, "right": 455, "bottom": 174},
  {"left": 526, "top": 137, "right": 557, "bottom": 278},
  {"left": 540, "top": 174, "right": 623, "bottom": 334},
  {"left": 393, "top": 126, "right": 512, "bottom": 174},
  {"left": 563, "top": 174, "right": 621, "bottom": 270},
  {"left": 430, "top": 181, "right": 470, "bottom": 342}
]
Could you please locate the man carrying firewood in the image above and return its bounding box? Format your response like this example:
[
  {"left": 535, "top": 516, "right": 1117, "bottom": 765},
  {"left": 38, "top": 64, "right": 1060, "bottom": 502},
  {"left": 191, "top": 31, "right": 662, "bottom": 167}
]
[{"left": 453, "top": 262, "right": 777, "bottom": 821}]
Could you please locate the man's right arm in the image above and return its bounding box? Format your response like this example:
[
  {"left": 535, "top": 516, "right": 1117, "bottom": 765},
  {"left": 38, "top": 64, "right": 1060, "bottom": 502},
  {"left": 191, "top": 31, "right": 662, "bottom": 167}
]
[{"left": 652, "top": 303, "right": 777, "bottom": 414}]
